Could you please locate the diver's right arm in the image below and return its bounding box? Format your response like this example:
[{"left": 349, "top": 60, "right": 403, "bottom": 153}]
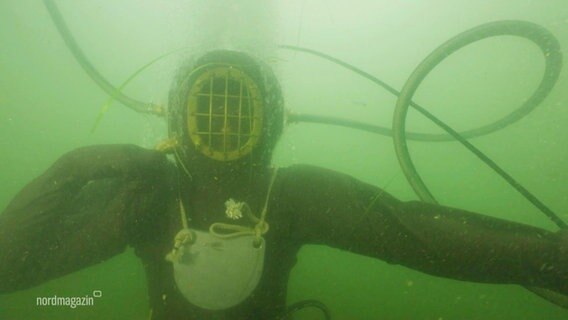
[{"left": 0, "top": 144, "right": 169, "bottom": 293}]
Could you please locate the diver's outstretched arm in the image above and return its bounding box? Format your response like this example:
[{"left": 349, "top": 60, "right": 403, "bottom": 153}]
[
  {"left": 0, "top": 145, "right": 169, "bottom": 293},
  {"left": 280, "top": 165, "right": 568, "bottom": 295}
]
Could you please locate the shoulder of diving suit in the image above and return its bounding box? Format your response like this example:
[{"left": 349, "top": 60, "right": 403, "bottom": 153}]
[
  {"left": 53, "top": 144, "right": 172, "bottom": 181},
  {"left": 43, "top": 144, "right": 176, "bottom": 224},
  {"left": 1, "top": 144, "right": 171, "bottom": 217},
  {"left": 277, "top": 164, "right": 364, "bottom": 189},
  {"left": 58, "top": 143, "right": 177, "bottom": 212},
  {"left": 275, "top": 163, "right": 398, "bottom": 212},
  {"left": 57, "top": 144, "right": 177, "bottom": 245}
]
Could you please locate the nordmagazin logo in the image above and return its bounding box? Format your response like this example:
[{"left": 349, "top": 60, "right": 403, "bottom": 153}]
[{"left": 36, "top": 290, "right": 102, "bottom": 309}]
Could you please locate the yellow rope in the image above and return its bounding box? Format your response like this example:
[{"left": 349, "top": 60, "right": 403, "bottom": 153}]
[
  {"left": 165, "top": 198, "right": 192, "bottom": 263},
  {"left": 179, "top": 198, "right": 189, "bottom": 230},
  {"left": 174, "top": 147, "right": 193, "bottom": 181}
]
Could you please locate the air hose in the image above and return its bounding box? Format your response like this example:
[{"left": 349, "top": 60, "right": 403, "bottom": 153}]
[
  {"left": 392, "top": 19, "right": 568, "bottom": 308},
  {"left": 282, "top": 21, "right": 566, "bottom": 230},
  {"left": 43, "top": 0, "right": 162, "bottom": 115},
  {"left": 285, "top": 21, "right": 568, "bottom": 309},
  {"left": 283, "top": 21, "right": 561, "bottom": 142},
  {"left": 391, "top": 20, "right": 564, "bottom": 221},
  {"left": 43, "top": 1, "right": 564, "bottom": 227}
]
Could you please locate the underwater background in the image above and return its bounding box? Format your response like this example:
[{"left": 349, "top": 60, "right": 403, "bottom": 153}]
[{"left": 1, "top": 0, "right": 567, "bottom": 319}]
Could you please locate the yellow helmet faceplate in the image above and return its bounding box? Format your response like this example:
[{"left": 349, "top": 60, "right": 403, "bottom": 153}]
[{"left": 186, "top": 66, "right": 264, "bottom": 161}]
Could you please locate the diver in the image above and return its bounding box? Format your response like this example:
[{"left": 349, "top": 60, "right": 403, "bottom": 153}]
[{"left": 1, "top": 49, "right": 568, "bottom": 320}]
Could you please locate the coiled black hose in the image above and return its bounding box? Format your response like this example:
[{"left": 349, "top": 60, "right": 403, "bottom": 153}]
[
  {"left": 284, "top": 20, "right": 568, "bottom": 309},
  {"left": 282, "top": 21, "right": 565, "bottom": 229},
  {"left": 391, "top": 20, "right": 564, "bottom": 225}
]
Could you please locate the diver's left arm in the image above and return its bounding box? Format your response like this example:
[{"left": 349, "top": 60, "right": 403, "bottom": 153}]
[{"left": 279, "top": 165, "right": 568, "bottom": 295}]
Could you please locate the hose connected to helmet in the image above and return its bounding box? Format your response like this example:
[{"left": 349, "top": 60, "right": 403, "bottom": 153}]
[
  {"left": 282, "top": 20, "right": 566, "bottom": 229},
  {"left": 43, "top": 0, "right": 565, "bottom": 228},
  {"left": 43, "top": 0, "right": 163, "bottom": 116},
  {"left": 283, "top": 21, "right": 568, "bottom": 309}
]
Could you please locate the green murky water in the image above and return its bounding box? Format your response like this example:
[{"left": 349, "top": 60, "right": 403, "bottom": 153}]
[{"left": 1, "top": 1, "right": 567, "bottom": 319}]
